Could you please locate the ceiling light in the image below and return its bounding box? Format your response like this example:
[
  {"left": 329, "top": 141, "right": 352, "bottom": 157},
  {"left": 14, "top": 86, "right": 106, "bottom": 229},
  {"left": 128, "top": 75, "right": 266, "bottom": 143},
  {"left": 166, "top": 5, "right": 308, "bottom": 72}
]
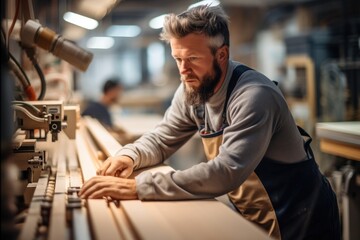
[
  {"left": 106, "top": 25, "right": 141, "bottom": 37},
  {"left": 77, "top": 0, "right": 119, "bottom": 19},
  {"left": 149, "top": 14, "right": 167, "bottom": 29},
  {"left": 63, "top": 12, "right": 98, "bottom": 30},
  {"left": 188, "top": 0, "right": 220, "bottom": 9},
  {"left": 86, "top": 37, "right": 114, "bottom": 49}
]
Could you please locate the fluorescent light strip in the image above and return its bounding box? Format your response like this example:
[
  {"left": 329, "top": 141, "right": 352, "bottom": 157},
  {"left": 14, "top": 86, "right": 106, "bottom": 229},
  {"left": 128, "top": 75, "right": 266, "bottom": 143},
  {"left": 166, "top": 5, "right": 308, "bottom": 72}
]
[
  {"left": 188, "top": 0, "right": 220, "bottom": 9},
  {"left": 106, "top": 25, "right": 141, "bottom": 37},
  {"left": 63, "top": 12, "right": 98, "bottom": 30},
  {"left": 150, "top": 1, "right": 220, "bottom": 30},
  {"left": 86, "top": 37, "right": 114, "bottom": 49},
  {"left": 149, "top": 14, "right": 167, "bottom": 29}
]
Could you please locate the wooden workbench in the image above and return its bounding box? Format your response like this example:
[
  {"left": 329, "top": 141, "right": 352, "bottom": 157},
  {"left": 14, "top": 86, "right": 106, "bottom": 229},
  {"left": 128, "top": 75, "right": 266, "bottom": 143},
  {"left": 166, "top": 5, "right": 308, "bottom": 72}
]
[
  {"left": 316, "top": 121, "right": 360, "bottom": 161},
  {"left": 82, "top": 117, "right": 272, "bottom": 239},
  {"left": 18, "top": 117, "right": 272, "bottom": 240}
]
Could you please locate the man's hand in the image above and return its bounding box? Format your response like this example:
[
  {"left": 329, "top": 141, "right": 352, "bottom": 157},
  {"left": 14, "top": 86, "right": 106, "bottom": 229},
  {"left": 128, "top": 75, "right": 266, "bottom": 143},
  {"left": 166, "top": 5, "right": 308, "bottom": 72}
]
[
  {"left": 79, "top": 176, "right": 138, "bottom": 200},
  {"left": 97, "top": 155, "right": 134, "bottom": 178}
]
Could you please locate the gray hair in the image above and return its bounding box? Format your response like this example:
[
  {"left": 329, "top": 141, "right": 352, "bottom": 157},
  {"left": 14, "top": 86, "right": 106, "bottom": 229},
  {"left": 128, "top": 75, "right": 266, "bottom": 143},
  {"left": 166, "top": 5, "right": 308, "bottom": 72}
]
[{"left": 160, "top": 5, "right": 230, "bottom": 53}]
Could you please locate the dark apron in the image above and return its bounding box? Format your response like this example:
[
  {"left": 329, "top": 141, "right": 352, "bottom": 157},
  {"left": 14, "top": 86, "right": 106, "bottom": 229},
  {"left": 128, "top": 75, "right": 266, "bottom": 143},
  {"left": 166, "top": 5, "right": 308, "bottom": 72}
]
[{"left": 196, "top": 65, "right": 340, "bottom": 240}]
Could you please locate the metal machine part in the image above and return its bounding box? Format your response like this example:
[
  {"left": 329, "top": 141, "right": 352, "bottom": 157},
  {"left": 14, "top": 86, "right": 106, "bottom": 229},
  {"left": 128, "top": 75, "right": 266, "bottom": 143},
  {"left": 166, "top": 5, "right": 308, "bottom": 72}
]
[
  {"left": 12, "top": 138, "right": 46, "bottom": 182},
  {"left": 12, "top": 101, "right": 78, "bottom": 205},
  {"left": 341, "top": 165, "right": 360, "bottom": 240},
  {"left": 20, "top": 19, "right": 93, "bottom": 72},
  {"left": 13, "top": 100, "right": 64, "bottom": 142}
]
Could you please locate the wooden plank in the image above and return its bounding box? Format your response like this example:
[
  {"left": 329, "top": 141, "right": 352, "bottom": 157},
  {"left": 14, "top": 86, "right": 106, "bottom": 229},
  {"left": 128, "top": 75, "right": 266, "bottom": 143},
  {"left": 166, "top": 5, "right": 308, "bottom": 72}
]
[
  {"left": 18, "top": 173, "right": 49, "bottom": 240},
  {"left": 87, "top": 200, "right": 123, "bottom": 240},
  {"left": 78, "top": 121, "right": 103, "bottom": 168},
  {"left": 65, "top": 134, "right": 93, "bottom": 240},
  {"left": 316, "top": 121, "right": 360, "bottom": 146},
  {"left": 49, "top": 134, "right": 68, "bottom": 240},
  {"left": 83, "top": 117, "right": 122, "bottom": 157},
  {"left": 75, "top": 128, "right": 97, "bottom": 181},
  {"left": 121, "top": 200, "right": 181, "bottom": 240},
  {"left": 17, "top": 214, "right": 41, "bottom": 240},
  {"left": 32, "top": 173, "right": 49, "bottom": 199},
  {"left": 81, "top": 118, "right": 178, "bottom": 240},
  {"left": 121, "top": 200, "right": 272, "bottom": 240},
  {"left": 69, "top": 169, "right": 83, "bottom": 188},
  {"left": 72, "top": 208, "right": 92, "bottom": 240},
  {"left": 67, "top": 139, "right": 80, "bottom": 170},
  {"left": 320, "top": 139, "right": 360, "bottom": 161},
  {"left": 110, "top": 203, "right": 138, "bottom": 240},
  {"left": 76, "top": 124, "right": 125, "bottom": 240},
  {"left": 48, "top": 194, "right": 68, "bottom": 240}
]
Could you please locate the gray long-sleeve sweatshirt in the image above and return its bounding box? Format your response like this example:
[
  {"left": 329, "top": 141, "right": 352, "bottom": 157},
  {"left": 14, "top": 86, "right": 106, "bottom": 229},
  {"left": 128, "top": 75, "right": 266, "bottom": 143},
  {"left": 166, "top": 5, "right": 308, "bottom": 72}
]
[{"left": 116, "top": 60, "right": 308, "bottom": 200}]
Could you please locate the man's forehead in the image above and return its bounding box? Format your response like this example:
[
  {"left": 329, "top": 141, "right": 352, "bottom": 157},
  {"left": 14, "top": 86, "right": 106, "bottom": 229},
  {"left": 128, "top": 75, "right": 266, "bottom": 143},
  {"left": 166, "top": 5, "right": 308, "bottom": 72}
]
[
  {"left": 170, "top": 33, "right": 208, "bottom": 45},
  {"left": 170, "top": 35, "right": 211, "bottom": 55}
]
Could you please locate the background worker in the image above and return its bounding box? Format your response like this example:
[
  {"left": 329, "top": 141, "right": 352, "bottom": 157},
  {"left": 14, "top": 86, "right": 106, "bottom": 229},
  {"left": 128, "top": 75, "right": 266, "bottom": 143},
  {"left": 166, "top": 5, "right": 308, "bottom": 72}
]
[{"left": 82, "top": 77, "right": 123, "bottom": 128}]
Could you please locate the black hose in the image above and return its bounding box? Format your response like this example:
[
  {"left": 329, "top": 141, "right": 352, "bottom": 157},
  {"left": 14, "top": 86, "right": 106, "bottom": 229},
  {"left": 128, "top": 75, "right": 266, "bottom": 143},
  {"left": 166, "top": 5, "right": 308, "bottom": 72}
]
[
  {"left": 32, "top": 60, "right": 46, "bottom": 100},
  {"left": 23, "top": 47, "right": 46, "bottom": 100},
  {"left": 9, "top": 51, "right": 31, "bottom": 86}
]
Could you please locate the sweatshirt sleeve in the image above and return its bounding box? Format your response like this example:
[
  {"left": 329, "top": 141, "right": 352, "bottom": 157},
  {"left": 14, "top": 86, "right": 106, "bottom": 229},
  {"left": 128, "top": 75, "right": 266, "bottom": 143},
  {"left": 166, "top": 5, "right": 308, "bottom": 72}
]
[
  {"left": 116, "top": 85, "right": 198, "bottom": 170},
  {"left": 135, "top": 84, "right": 281, "bottom": 200}
]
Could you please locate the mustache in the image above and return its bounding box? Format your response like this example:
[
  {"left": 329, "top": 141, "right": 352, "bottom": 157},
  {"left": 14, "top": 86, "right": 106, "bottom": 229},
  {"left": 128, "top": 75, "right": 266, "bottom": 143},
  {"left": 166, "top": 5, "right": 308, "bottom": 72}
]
[{"left": 180, "top": 75, "right": 197, "bottom": 81}]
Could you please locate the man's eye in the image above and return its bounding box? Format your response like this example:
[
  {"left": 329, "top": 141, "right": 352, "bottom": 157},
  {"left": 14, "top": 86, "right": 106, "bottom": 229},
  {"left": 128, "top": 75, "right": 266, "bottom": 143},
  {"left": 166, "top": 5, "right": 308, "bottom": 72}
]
[{"left": 188, "top": 57, "right": 197, "bottom": 61}]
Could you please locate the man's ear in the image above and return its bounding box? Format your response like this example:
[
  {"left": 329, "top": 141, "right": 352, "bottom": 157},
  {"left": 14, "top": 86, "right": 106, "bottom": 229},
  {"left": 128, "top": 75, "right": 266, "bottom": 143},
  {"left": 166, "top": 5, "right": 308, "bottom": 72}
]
[{"left": 217, "top": 45, "right": 229, "bottom": 63}]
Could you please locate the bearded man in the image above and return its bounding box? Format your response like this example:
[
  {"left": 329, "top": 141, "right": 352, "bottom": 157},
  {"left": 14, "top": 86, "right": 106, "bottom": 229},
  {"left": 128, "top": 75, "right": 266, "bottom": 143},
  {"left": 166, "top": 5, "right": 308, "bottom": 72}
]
[{"left": 80, "top": 5, "right": 340, "bottom": 240}]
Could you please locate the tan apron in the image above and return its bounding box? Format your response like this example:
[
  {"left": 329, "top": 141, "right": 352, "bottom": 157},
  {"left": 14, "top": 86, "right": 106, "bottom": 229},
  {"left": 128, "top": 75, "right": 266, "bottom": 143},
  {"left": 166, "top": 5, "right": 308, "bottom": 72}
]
[
  {"left": 197, "top": 65, "right": 280, "bottom": 239},
  {"left": 201, "top": 134, "right": 281, "bottom": 239}
]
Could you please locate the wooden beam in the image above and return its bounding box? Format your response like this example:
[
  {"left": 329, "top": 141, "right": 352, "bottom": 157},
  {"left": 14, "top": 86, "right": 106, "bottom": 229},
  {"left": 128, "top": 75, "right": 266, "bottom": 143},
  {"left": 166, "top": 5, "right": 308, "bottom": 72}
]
[
  {"left": 75, "top": 127, "right": 97, "bottom": 181},
  {"left": 87, "top": 200, "right": 123, "bottom": 240},
  {"left": 110, "top": 203, "right": 138, "bottom": 240},
  {"left": 320, "top": 139, "right": 360, "bottom": 161},
  {"left": 121, "top": 200, "right": 271, "bottom": 240},
  {"left": 83, "top": 117, "right": 122, "bottom": 158}
]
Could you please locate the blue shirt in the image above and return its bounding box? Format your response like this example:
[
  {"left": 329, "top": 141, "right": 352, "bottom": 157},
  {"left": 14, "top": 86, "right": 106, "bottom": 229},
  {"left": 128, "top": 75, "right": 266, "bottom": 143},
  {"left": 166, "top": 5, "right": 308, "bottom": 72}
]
[{"left": 82, "top": 101, "right": 112, "bottom": 127}]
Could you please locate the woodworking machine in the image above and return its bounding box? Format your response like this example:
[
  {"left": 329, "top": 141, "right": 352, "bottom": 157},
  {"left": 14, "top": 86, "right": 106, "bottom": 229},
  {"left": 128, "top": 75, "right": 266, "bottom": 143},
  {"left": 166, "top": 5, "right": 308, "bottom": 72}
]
[{"left": 12, "top": 100, "right": 78, "bottom": 204}]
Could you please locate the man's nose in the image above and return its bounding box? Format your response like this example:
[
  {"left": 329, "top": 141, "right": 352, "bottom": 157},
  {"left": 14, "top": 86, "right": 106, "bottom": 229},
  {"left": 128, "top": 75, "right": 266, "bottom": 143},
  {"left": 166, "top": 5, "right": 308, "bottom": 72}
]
[{"left": 179, "top": 60, "right": 191, "bottom": 75}]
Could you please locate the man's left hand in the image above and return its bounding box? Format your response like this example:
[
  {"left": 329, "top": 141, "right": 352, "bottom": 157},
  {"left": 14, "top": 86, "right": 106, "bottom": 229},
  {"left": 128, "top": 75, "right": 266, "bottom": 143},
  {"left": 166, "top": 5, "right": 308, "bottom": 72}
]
[{"left": 79, "top": 176, "right": 138, "bottom": 200}]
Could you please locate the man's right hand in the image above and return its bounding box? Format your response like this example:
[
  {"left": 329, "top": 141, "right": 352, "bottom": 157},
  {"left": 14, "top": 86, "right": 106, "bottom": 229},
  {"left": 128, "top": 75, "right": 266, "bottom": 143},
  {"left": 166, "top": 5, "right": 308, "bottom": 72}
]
[{"left": 96, "top": 155, "right": 134, "bottom": 178}]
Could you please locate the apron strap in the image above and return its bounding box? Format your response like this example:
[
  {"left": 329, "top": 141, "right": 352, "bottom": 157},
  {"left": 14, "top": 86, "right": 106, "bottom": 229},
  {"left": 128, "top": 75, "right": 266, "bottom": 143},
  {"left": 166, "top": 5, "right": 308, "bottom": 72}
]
[
  {"left": 297, "top": 125, "right": 314, "bottom": 160},
  {"left": 222, "top": 65, "right": 253, "bottom": 120}
]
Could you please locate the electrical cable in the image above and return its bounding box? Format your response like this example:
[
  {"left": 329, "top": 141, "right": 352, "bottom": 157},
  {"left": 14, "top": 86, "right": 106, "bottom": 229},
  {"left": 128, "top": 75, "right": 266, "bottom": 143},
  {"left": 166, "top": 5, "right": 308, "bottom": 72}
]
[
  {"left": 12, "top": 105, "right": 47, "bottom": 122},
  {"left": 3, "top": 10, "right": 45, "bottom": 101},
  {"left": 1, "top": 27, "right": 7, "bottom": 55},
  {"left": 8, "top": 57, "right": 27, "bottom": 86},
  {"left": 7, "top": 0, "right": 20, "bottom": 50},
  {"left": 24, "top": 47, "right": 46, "bottom": 100},
  {"left": 12, "top": 101, "right": 41, "bottom": 114},
  {"left": 8, "top": 52, "right": 31, "bottom": 86},
  {"left": 32, "top": 59, "right": 46, "bottom": 100},
  {"left": 2, "top": 27, "right": 37, "bottom": 100},
  {"left": 8, "top": 51, "right": 37, "bottom": 100}
]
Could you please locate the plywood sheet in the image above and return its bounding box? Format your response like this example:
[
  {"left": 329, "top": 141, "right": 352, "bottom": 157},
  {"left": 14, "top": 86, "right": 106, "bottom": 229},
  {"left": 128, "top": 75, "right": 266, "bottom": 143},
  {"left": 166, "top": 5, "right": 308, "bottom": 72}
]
[{"left": 121, "top": 200, "right": 271, "bottom": 240}]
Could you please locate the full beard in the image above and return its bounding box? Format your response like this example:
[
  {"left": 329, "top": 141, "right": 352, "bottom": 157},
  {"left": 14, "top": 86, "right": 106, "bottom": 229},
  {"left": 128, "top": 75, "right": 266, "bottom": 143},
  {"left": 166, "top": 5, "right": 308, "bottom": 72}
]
[{"left": 183, "top": 60, "right": 222, "bottom": 106}]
